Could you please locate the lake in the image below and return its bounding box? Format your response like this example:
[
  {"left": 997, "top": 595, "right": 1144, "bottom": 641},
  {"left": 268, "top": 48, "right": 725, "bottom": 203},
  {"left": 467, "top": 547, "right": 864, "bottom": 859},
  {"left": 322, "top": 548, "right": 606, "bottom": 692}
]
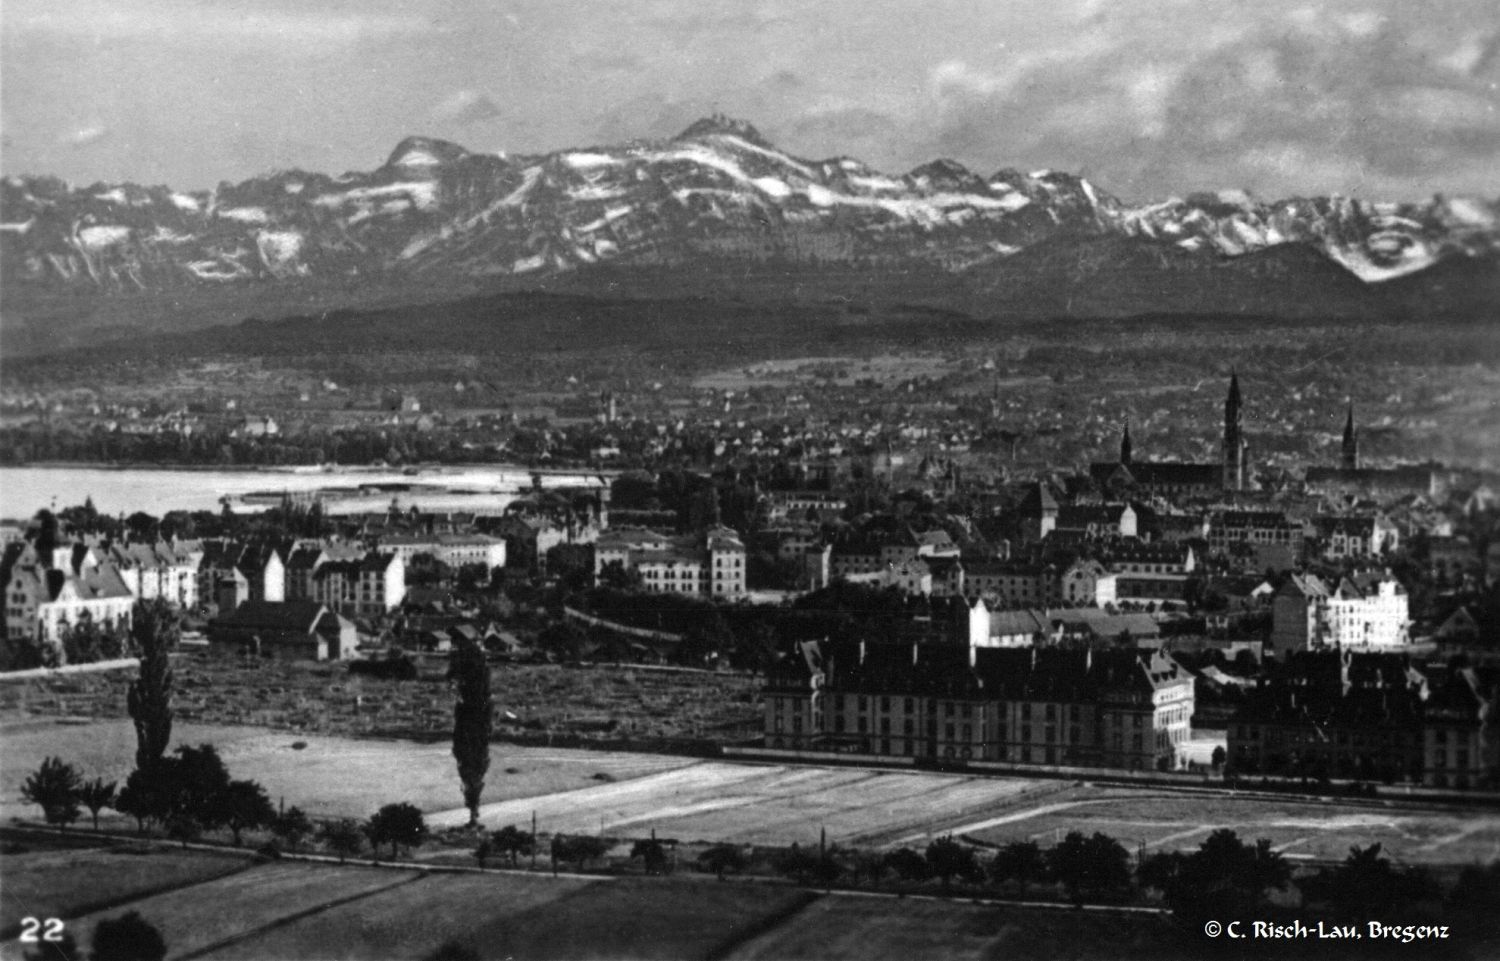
[{"left": 0, "top": 465, "right": 604, "bottom": 519}]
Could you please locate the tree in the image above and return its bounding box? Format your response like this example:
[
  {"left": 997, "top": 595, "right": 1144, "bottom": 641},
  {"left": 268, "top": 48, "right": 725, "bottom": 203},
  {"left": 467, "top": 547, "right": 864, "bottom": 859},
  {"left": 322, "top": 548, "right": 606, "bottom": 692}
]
[
  {"left": 320, "top": 818, "right": 365, "bottom": 862},
  {"left": 21, "top": 756, "right": 82, "bottom": 828},
  {"left": 1211, "top": 745, "right": 1227, "bottom": 773},
  {"left": 925, "top": 835, "right": 978, "bottom": 892},
  {"left": 697, "top": 844, "right": 747, "bottom": 880},
  {"left": 365, "top": 803, "right": 428, "bottom": 858},
  {"left": 127, "top": 600, "right": 179, "bottom": 770},
  {"left": 115, "top": 767, "right": 173, "bottom": 833},
  {"left": 91, "top": 911, "right": 167, "bottom": 961},
  {"left": 216, "top": 779, "right": 275, "bottom": 846},
  {"left": 448, "top": 640, "right": 493, "bottom": 826},
  {"left": 164, "top": 744, "right": 232, "bottom": 830},
  {"left": 631, "top": 838, "right": 669, "bottom": 875},
  {"left": 78, "top": 777, "right": 118, "bottom": 831},
  {"left": 1136, "top": 851, "right": 1185, "bottom": 898},
  {"left": 551, "top": 834, "right": 609, "bottom": 872},
  {"left": 990, "top": 840, "right": 1047, "bottom": 896},
  {"left": 1167, "top": 829, "right": 1291, "bottom": 922},
  {"left": 883, "top": 847, "right": 932, "bottom": 883},
  {"left": 1048, "top": 832, "right": 1129, "bottom": 905},
  {"left": 61, "top": 614, "right": 106, "bottom": 666},
  {"left": 165, "top": 811, "right": 202, "bottom": 849},
  {"left": 473, "top": 838, "right": 493, "bottom": 869},
  {"left": 491, "top": 824, "right": 535, "bottom": 867},
  {"left": 271, "top": 806, "right": 313, "bottom": 851}
]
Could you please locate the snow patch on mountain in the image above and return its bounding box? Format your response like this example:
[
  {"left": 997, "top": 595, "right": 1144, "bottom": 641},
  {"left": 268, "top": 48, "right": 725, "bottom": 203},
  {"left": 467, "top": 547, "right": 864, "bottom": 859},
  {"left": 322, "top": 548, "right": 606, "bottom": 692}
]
[
  {"left": 753, "top": 176, "right": 792, "bottom": 199},
  {"left": 78, "top": 225, "right": 131, "bottom": 249},
  {"left": 171, "top": 193, "right": 202, "bottom": 212},
  {"left": 218, "top": 207, "right": 269, "bottom": 224},
  {"left": 564, "top": 152, "right": 624, "bottom": 169}
]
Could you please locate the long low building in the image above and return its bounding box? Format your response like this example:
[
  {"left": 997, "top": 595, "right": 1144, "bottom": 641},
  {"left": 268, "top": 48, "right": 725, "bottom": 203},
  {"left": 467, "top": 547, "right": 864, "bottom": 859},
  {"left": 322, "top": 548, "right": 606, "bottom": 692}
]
[
  {"left": 207, "top": 600, "right": 358, "bottom": 661},
  {"left": 764, "top": 638, "right": 1194, "bottom": 772}
]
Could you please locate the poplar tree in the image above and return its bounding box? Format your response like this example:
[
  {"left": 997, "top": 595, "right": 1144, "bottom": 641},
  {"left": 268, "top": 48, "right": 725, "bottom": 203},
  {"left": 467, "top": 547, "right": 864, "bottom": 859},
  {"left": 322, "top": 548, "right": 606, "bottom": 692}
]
[
  {"left": 127, "top": 600, "right": 179, "bottom": 771},
  {"left": 449, "top": 638, "right": 493, "bottom": 826}
]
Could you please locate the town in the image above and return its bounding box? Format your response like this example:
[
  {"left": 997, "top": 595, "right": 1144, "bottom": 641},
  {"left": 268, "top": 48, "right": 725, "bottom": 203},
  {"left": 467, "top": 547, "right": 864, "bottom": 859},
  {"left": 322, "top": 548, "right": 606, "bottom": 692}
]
[{"left": 5, "top": 370, "right": 1498, "bottom": 794}]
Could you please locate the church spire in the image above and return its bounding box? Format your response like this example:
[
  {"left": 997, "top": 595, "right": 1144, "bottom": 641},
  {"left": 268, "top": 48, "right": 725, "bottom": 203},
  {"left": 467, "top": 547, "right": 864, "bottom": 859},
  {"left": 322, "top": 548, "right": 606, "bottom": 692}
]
[
  {"left": 1223, "top": 371, "right": 1245, "bottom": 491},
  {"left": 1119, "top": 418, "right": 1133, "bottom": 465},
  {"left": 1341, "top": 402, "right": 1359, "bottom": 470}
]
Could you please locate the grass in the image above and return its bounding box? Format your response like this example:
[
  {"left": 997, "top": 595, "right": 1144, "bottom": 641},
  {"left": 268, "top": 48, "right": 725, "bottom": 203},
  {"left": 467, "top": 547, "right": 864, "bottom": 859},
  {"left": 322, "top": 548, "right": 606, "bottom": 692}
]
[
  {"left": 0, "top": 718, "right": 697, "bottom": 824},
  {"left": 724, "top": 894, "right": 1188, "bottom": 961},
  {"left": 959, "top": 788, "right": 1500, "bottom": 866},
  {"left": 61, "top": 862, "right": 420, "bottom": 958},
  {"left": 455, "top": 878, "right": 813, "bottom": 961},
  {"left": 0, "top": 837, "right": 248, "bottom": 937},
  {"left": 200, "top": 872, "right": 599, "bottom": 961}
]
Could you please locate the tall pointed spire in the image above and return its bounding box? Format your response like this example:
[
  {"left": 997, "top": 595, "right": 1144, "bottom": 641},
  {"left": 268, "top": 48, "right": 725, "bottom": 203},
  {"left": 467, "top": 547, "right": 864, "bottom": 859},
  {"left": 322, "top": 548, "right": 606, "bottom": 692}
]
[
  {"left": 1223, "top": 371, "right": 1245, "bottom": 491},
  {"left": 1119, "top": 418, "right": 1133, "bottom": 465}
]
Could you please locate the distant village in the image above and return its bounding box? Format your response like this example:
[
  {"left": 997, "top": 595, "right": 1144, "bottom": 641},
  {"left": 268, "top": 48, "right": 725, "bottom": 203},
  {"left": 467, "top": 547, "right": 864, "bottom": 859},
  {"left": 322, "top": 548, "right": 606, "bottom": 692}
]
[{"left": 4, "top": 373, "right": 1499, "bottom": 791}]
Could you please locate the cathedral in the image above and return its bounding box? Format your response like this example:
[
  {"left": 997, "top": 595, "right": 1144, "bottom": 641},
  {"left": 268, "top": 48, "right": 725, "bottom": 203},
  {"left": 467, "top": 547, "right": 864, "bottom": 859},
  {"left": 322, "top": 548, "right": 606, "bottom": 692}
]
[{"left": 1090, "top": 373, "right": 1249, "bottom": 498}]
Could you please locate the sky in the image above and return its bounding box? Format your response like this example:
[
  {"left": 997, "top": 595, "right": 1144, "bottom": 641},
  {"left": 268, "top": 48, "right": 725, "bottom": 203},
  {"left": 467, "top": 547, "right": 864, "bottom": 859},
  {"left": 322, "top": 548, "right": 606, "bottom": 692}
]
[{"left": 2, "top": 0, "right": 1497, "bottom": 202}]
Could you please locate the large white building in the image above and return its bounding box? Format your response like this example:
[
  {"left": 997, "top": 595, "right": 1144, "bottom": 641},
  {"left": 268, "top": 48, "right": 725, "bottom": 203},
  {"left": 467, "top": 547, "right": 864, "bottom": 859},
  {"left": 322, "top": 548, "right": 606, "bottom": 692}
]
[
  {"left": 1272, "top": 572, "right": 1410, "bottom": 650},
  {"left": 593, "top": 526, "right": 747, "bottom": 598},
  {"left": 5, "top": 562, "right": 135, "bottom": 652},
  {"left": 378, "top": 533, "right": 506, "bottom": 571}
]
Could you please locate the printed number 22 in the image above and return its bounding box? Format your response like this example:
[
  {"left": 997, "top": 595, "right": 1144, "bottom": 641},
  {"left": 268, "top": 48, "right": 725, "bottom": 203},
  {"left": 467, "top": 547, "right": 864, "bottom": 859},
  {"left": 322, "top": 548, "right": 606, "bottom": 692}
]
[{"left": 19, "top": 917, "right": 65, "bottom": 942}]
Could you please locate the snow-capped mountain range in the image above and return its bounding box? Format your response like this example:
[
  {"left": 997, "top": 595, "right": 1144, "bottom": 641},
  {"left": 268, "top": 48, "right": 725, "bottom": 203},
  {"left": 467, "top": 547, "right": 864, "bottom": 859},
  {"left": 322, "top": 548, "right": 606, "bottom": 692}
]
[{"left": 2, "top": 115, "right": 1496, "bottom": 298}]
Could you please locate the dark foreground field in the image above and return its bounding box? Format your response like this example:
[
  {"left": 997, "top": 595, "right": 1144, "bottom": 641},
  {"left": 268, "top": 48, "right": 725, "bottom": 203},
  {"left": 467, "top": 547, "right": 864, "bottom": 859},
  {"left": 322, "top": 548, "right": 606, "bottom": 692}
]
[{"left": 0, "top": 837, "right": 1187, "bottom": 961}]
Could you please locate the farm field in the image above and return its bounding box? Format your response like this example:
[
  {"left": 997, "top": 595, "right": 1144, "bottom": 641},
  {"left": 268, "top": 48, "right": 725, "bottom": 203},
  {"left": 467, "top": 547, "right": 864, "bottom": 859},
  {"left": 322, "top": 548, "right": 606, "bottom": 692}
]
[
  {"left": 957, "top": 786, "right": 1500, "bottom": 866},
  {"left": 200, "top": 872, "right": 599, "bottom": 961},
  {"left": 50, "top": 862, "right": 420, "bottom": 960},
  {"left": 0, "top": 719, "right": 695, "bottom": 823},
  {"left": 725, "top": 894, "right": 1186, "bottom": 961},
  {"left": 0, "top": 837, "right": 247, "bottom": 938},
  {"left": 432, "top": 762, "right": 1062, "bottom": 845}
]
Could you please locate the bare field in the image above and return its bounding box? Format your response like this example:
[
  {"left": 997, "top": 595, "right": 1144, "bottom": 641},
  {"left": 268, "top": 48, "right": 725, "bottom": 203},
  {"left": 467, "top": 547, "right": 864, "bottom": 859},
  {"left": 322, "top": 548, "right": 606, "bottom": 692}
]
[
  {"left": 0, "top": 840, "right": 247, "bottom": 939},
  {"left": 199, "top": 872, "right": 599, "bottom": 961},
  {"left": 434, "top": 762, "right": 1063, "bottom": 845},
  {"left": 0, "top": 719, "right": 695, "bottom": 823},
  {"left": 47, "top": 862, "right": 418, "bottom": 960},
  {"left": 8, "top": 720, "right": 1497, "bottom": 870},
  {"left": 958, "top": 786, "right": 1500, "bottom": 866},
  {"left": 725, "top": 894, "right": 1186, "bottom": 961}
]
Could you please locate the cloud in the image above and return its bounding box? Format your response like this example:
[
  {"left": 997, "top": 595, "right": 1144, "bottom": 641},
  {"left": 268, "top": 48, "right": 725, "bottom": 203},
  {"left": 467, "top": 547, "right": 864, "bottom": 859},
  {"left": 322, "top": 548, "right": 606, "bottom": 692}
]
[
  {"left": 917, "top": 8, "right": 1500, "bottom": 200},
  {"left": 60, "top": 125, "right": 110, "bottom": 147},
  {"left": 8, "top": 0, "right": 438, "bottom": 50},
  {"left": 432, "top": 90, "right": 503, "bottom": 126}
]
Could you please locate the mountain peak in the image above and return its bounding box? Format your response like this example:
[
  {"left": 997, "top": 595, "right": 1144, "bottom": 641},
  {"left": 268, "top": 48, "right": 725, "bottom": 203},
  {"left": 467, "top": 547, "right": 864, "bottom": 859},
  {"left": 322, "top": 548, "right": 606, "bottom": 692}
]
[
  {"left": 675, "top": 114, "right": 771, "bottom": 147},
  {"left": 385, "top": 136, "right": 471, "bottom": 170}
]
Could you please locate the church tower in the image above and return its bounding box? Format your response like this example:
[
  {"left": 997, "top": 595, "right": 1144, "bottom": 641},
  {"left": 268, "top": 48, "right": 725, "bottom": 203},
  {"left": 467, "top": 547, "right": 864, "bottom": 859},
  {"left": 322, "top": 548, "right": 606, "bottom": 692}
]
[
  {"left": 1119, "top": 419, "right": 1133, "bottom": 465},
  {"left": 1223, "top": 372, "right": 1245, "bottom": 490},
  {"left": 1341, "top": 403, "right": 1359, "bottom": 470}
]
